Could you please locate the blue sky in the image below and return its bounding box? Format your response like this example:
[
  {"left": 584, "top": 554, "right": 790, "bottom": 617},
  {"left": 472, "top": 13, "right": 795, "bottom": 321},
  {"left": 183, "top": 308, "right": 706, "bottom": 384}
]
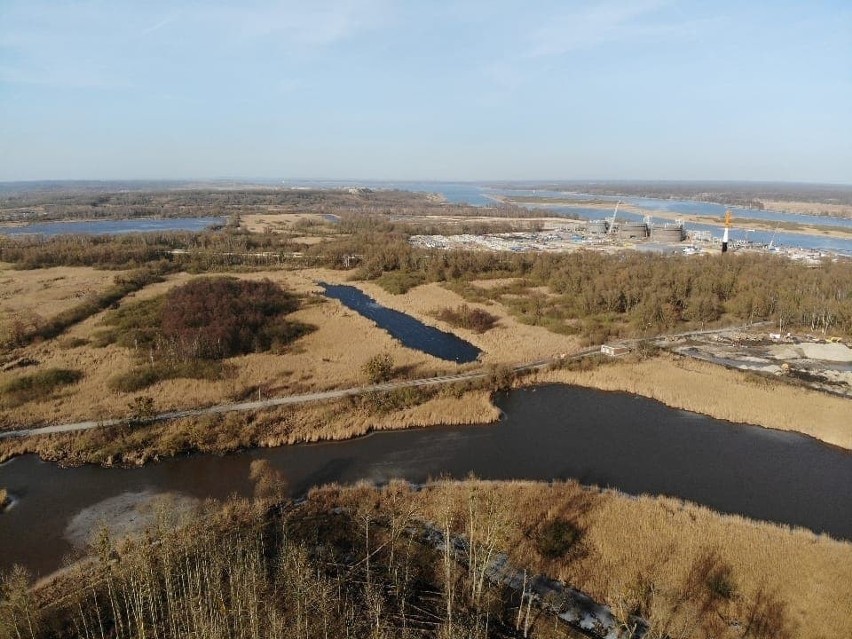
[{"left": 1, "top": 0, "right": 850, "bottom": 182}]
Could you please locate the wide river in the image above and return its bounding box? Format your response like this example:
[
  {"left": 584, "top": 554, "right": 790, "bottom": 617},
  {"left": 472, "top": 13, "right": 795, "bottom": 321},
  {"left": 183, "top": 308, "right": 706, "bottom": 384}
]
[{"left": 1, "top": 385, "right": 849, "bottom": 577}]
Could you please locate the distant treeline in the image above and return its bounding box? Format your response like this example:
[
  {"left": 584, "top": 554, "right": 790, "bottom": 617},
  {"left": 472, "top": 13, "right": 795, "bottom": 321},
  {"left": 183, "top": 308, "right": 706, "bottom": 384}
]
[
  {"left": 3, "top": 216, "right": 849, "bottom": 339},
  {"left": 313, "top": 227, "right": 852, "bottom": 338},
  {"left": 0, "top": 187, "right": 548, "bottom": 224},
  {"left": 492, "top": 181, "right": 852, "bottom": 208}
]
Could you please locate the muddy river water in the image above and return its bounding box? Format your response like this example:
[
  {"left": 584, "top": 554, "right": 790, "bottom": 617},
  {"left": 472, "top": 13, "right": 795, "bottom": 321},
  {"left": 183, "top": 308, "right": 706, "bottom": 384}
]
[{"left": 1, "top": 385, "right": 850, "bottom": 577}]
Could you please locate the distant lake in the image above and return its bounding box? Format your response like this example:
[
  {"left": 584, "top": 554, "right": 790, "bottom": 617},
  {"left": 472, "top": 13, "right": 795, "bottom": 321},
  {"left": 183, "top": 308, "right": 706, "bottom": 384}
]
[{"left": 0, "top": 216, "right": 226, "bottom": 236}]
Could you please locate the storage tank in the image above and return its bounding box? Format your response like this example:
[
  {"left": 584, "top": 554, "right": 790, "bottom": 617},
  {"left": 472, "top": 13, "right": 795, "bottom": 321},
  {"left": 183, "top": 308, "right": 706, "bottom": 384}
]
[
  {"left": 586, "top": 219, "right": 608, "bottom": 234},
  {"left": 650, "top": 224, "right": 685, "bottom": 242},
  {"left": 617, "top": 222, "right": 649, "bottom": 239}
]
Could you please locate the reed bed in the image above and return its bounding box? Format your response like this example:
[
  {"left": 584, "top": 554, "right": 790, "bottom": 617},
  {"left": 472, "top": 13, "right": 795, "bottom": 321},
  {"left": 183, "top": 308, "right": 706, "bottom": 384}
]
[
  {"left": 536, "top": 354, "right": 852, "bottom": 450},
  {"left": 318, "top": 479, "right": 852, "bottom": 639},
  {"left": 0, "top": 389, "right": 498, "bottom": 466}
]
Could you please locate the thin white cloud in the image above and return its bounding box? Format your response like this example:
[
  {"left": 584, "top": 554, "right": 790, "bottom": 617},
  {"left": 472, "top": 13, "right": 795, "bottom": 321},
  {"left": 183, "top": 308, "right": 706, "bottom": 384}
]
[
  {"left": 526, "top": 0, "right": 685, "bottom": 57},
  {"left": 0, "top": 0, "right": 391, "bottom": 88},
  {"left": 140, "top": 13, "right": 180, "bottom": 37}
]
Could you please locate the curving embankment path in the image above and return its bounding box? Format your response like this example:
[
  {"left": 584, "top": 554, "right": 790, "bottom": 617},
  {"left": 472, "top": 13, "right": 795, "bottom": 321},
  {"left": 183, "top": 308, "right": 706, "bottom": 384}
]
[
  {"left": 0, "top": 351, "right": 596, "bottom": 440},
  {"left": 0, "top": 324, "right": 763, "bottom": 442}
]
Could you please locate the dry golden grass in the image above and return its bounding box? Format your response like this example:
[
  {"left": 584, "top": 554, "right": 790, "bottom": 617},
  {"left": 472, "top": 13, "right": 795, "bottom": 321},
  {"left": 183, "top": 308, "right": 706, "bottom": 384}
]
[
  {"left": 0, "top": 269, "right": 459, "bottom": 428},
  {"left": 318, "top": 480, "right": 852, "bottom": 639},
  {"left": 0, "top": 263, "right": 119, "bottom": 320},
  {"left": 468, "top": 277, "right": 526, "bottom": 290},
  {"left": 239, "top": 212, "right": 333, "bottom": 233},
  {"left": 4, "top": 264, "right": 846, "bottom": 459},
  {"left": 0, "top": 389, "right": 498, "bottom": 466},
  {"left": 535, "top": 353, "right": 852, "bottom": 449},
  {"left": 305, "top": 268, "right": 579, "bottom": 365}
]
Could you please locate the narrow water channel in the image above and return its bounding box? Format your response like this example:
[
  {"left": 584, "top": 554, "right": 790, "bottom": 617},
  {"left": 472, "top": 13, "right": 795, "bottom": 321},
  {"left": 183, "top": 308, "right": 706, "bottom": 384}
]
[
  {"left": 320, "top": 283, "right": 481, "bottom": 363},
  {"left": 1, "top": 385, "right": 849, "bottom": 577}
]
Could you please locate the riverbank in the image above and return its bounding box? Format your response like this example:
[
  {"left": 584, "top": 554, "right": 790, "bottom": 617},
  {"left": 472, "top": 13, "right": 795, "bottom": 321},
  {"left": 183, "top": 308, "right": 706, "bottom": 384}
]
[
  {"left": 362, "top": 479, "right": 852, "bottom": 638},
  {"left": 22, "top": 479, "right": 850, "bottom": 639},
  {"left": 0, "top": 387, "right": 500, "bottom": 466},
  {"left": 305, "top": 272, "right": 850, "bottom": 450},
  {"left": 536, "top": 353, "right": 852, "bottom": 450},
  {"left": 3, "top": 266, "right": 847, "bottom": 461}
]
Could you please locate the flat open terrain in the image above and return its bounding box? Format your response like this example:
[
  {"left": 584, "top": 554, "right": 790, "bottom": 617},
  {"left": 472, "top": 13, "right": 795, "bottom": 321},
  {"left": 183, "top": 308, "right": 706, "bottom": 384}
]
[
  {"left": 1, "top": 261, "right": 848, "bottom": 456},
  {"left": 0, "top": 263, "right": 119, "bottom": 322},
  {"left": 0, "top": 268, "right": 467, "bottom": 427}
]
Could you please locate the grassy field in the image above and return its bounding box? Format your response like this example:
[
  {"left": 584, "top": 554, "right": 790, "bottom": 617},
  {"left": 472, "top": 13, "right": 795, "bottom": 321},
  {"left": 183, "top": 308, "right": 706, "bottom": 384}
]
[
  {"left": 0, "top": 264, "right": 120, "bottom": 321},
  {"left": 537, "top": 353, "right": 852, "bottom": 450},
  {"left": 1, "top": 263, "right": 847, "bottom": 456},
  {"left": 0, "top": 269, "right": 460, "bottom": 428}
]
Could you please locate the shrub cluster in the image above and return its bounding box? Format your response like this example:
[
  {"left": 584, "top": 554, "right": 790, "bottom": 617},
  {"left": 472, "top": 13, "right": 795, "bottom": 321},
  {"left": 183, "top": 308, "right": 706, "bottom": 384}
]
[
  {"left": 535, "top": 518, "right": 582, "bottom": 559},
  {"left": 436, "top": 304, "right": 499, "bottom": 333},
  {"left": 102, "top": 277, "right": 308, "bottom": 360},
  {"left": 159, "top": 278, "right": 303, "bottom": 360},
  {"left": 0, "top": 368, "right": 84, "bottom": 408},
  {"left": 98, "top": 277, "right": 311, "bottom": 392}
]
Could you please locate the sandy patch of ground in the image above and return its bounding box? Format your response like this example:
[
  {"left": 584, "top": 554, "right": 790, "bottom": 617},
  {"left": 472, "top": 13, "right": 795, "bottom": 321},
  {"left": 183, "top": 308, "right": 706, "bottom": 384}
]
[
  {"left": 770, "top": 342, "right": 852, "bottom": 363},
  {"left": 0, "top": 264, "right": 119, "bottom": 320},
  {"left": 240, "top": 212, "right": 331, "bottom": 234},
  {"left": 535, "top": 354, "right": 852, "bottom": 450},
  {"left": 65, "top": 490, "right": 200, "bottom": 548}
]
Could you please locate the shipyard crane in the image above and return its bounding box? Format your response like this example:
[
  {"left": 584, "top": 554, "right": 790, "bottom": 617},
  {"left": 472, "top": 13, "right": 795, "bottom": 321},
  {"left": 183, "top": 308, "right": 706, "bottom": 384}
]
[{"left": 608, "top": 200, "right": 621, "bottom": 234}]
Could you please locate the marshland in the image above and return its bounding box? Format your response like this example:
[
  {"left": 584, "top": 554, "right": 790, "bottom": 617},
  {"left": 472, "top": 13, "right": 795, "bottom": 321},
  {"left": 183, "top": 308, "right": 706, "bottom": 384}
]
[{"left": 1, "top": 185, "right": 850, "bottom": 639}]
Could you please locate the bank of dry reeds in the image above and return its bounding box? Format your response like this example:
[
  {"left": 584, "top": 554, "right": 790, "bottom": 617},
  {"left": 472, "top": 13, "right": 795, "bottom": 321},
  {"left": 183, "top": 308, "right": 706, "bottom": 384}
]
[
  {"left": 316, "top": 480, "right": 852, "bottom": 639},
  {"left": 3, "top": 488, "right": 575, "bottom": 639},
  {"left": 0, "top": 388, "right": 498, "bottom": 466},
  {"left": 537, "top": 353, "right": 852, "bottom": 450}
]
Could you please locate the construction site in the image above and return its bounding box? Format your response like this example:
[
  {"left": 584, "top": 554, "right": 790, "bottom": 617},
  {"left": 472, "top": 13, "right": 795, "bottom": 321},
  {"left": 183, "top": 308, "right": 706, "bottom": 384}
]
[{"left": 410, "top": 203, "right": 844, "bottom": 263}]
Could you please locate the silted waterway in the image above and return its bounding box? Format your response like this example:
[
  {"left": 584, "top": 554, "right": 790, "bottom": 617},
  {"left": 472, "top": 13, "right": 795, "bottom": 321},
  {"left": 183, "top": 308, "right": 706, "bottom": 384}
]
[{"left": 1, "top": 385, "right": 850, "bottom": 577}]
